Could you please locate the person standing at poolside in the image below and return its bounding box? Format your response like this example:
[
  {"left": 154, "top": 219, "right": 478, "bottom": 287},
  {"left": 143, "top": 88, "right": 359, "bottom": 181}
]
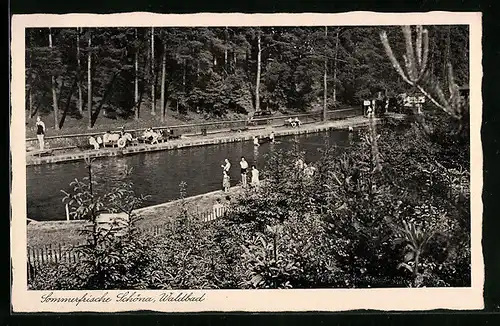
[
  {"left": 240, "top": 157, "right": 249, "bottom": 188},
  {"left": 221, "top": 158, "right": 231, "bottom": 173},
  {"left": 223, "top": 170, "right": 231, "bottom": 193},
  {"left": 269, "top": 131, "right": 275, "bottom": 143},
  {"left": 251, "top": 165, "right": 260, "bottom": 189},
  {"left": 35, "top": 116, "right": 46, "bottom": 150}
]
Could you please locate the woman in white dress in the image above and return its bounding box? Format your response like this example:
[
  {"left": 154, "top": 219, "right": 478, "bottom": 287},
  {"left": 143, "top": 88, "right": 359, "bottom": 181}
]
[{"left": 251, "top": 165, "right": 260, "bottom": 189}]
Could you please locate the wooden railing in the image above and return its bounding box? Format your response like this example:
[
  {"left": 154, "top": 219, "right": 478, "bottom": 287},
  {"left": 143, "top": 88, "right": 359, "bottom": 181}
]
[
  {"left": 27, "top": 205, "right": 229, "bottom": 277},
  {"left": 25, "top": 108, "right": 362, "bottom": 148}
]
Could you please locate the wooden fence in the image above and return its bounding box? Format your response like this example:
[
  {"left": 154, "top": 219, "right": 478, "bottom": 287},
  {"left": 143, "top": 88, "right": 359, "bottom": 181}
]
[
  {"left": 27, "top": 206, "right": 229, "bottom": 278},
  {"left": 25, "top": 108, "right": 362, "bottom": 149}
]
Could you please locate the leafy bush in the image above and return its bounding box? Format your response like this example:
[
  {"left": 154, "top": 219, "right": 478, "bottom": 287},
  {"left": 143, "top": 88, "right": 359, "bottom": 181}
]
[
  {"left": 30, "top": 159, "right": 153, "bottom": 290},
  {"left": 30, "top": 111, "right": 470, "bottom": 290}
]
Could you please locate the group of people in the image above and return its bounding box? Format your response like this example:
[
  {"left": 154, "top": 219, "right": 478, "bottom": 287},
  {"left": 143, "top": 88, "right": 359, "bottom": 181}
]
[
  {"left": 253, "top": 131, "right": 275, "bottom": 147},
  {"left": 363, "top": 100, "right": 377, "bottom": 117},
  {"left": 142, "top": 128, "right": 162, "bottom": 144},
  {"left": 295, "top": 158, "right": 317, "bottom": 178},
  {"left": 287, "top": 117, "right": 302, "bottom": 128},
  {"left": 221, "top": 157, "right": 260, "bottom": 193},
  {"left": 87, "top": 128, "right": 134, "bottom": 150}
]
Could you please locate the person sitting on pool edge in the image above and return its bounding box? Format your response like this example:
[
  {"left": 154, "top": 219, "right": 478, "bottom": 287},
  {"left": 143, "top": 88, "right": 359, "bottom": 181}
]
[{"left": 294, "top": 117, "right": 301, "bottom": 127}]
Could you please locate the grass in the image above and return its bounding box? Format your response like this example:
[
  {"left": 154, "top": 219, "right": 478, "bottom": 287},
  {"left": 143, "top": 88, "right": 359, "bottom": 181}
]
[
  {"left": 24, "top": 101, "right": 329, "bottom": 139},
  {"left": 27, "top": 185, "right": 245, "bottom": 248},
  {"left": 25, "top": 106, "right": 249, "bottom": 139}
]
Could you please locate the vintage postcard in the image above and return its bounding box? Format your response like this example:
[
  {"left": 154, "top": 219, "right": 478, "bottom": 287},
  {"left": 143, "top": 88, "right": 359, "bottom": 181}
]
[{"left": 11, "top": 12, "right": 483, "bottom": 312}]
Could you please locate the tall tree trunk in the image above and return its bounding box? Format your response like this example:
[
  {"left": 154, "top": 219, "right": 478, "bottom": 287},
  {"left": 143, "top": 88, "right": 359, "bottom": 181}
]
[
  {"left": 28, "top": 88, "right": 33, "bottom": 119},
  {"left": 76, "top": 27, "right": 83, "bottom": 115},
  {"left": 49, "top": 28, "right": 60, "bottom": 130},
  {"left": 224, "top": 27, "right": 228, "bottom": 69},
  {"left": 150, "top": 27, "right": 156, "bottom": 115},
  {"left": 87, "top": 31, "right": 92, "bottom": 129},
  {"left": 332, "top": 28, "right": 340, "bottom": 106},
  {"left": 160, "top": 40, "right": 167, "bottom": 122},
  {"left": 183, "top": 59, "right": 186, "bottom": 91},
  {"left": 255, "top": 30, "right": 262, "bottom": 113},
  {"left": 27, "top": 32, "right": 33, "bottom": 119},
  {"left": 323, "top": 26, "right": 328, "bottom": 121},
  {"left": 134, "top": 28, "right": 139, "bottom": 120},
  {"left": 445, "top": 26, "right": 451, "bottom": 85}
]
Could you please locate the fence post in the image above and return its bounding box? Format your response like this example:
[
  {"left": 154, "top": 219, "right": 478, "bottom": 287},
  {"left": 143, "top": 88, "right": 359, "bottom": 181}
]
[
  {"left": 48, "top": 244, "right": 53, "bottom": 264},
  {"left": 27, "top": 247, "right": 33, "bottom": 280},
  {"left": 34, "top": 248, "right": 39, "bottom": 270},
  {"left": 58, "top": 243, "right": 62, "bottom": 264},
  {"left": 65, "top": 204, "right": 70, "bottom": 221},
  {"left": 40, "top": 246, "right": 45, "bottom": 265}
]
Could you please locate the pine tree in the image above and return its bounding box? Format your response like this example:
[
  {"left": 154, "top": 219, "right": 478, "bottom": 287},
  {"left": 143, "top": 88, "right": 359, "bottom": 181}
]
[
  {"left": 48, "top": 28, "right": 60, "bottom": 130},
  {"left": 323, "top": 26, "right": 328, "bottom": 121},
  {"left": 76, "top": 27, "right": 83, "bottom": 115},
  {"left": 134, "top": 28, "right": 139, "bottom": 120},
  {"left": 150, "top": 27, "right": 156, "bottom": 116},
  {"left": 160, "top": 36, "right": 167, "bottom": 122},
  {"left": 380, "top": 25, "right": 466, "bottom": 130},
  {"left": 87, "top": 29, "right": 92, "bottom": 129}
]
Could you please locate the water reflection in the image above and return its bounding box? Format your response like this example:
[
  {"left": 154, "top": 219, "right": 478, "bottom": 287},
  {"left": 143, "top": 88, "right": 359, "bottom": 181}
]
[
  {"left": 27, "top": 129, "right": 355, "bottom": 221},
  {"left": 253, "top": 145, "right": 260, "bottom": 165}
]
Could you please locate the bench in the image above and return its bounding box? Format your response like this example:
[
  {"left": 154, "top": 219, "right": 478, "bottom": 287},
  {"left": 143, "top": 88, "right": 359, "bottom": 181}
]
[
  {"left": 231, "top": 127, "right": 249, "bottom": 133},
  {"left": 29, "top": 149, "right": 54, "bottom": 157},
  {"left": 77, "top": 144, "right": 95, "bottom": 151},
  {"left": 102, "top": 140, "right": 119, "bottom": 148},
  {"left": 165, "top": 129, "right": 181, "bottom": 140},
  {"left": 284, "top": 121, "right": 301, "bottom": 128}
]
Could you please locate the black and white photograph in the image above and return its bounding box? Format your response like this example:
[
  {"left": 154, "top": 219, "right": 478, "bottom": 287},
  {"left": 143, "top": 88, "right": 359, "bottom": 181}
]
[{"left": 10, "top": 12, "right": 483, "bottom": 312}]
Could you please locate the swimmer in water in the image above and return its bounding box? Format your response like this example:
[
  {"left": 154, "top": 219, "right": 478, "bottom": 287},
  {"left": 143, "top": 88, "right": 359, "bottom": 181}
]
[{"left": 253, "top": 135, "right": 260, "bottom": 146}]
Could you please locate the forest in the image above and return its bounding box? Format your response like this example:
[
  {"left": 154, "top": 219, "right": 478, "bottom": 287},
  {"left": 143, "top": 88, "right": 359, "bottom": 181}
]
[
  {"left": 28, "top": 25, "right": 472, "bottom": 290},
  {"left": 25, "top": 25, "right": 469, "bottom": 132}
]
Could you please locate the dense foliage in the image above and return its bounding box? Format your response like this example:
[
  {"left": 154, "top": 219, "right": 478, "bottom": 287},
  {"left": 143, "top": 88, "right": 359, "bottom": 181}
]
[
  {"left": 29, "top": 112, "right": 470, "bottom": 290},
  {"left": 27, "top": 24, "right": 471, "bottom": 290},
  {"left": 26, "top": 26, "right": 469, "bottom": 129}
]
